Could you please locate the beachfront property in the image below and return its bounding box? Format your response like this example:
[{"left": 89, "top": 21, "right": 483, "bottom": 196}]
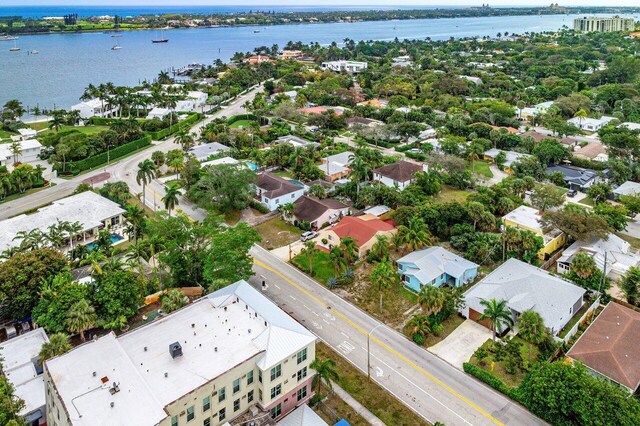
[
  {"left": 502, "top": 205, "right": 566, "bottom": 261},
  {"left": 0, "top": 191, "right": 126, "bottom": 255},
  {"left": 372, "top": 160, "right": 428, "bottom": 190},
  {"left": 0, "top": 328, "right": 50, "bottom": 426},
  {"left": 566, "top": 302, "right": 640, "bottom": 393},
  {"left": 187, "top": 142, "right": 231, "bottom": 162},
  {"left": 397, "top": 247, "right": 479, "bottom": 292},
  {"left": 43, "top": 281, "right": 317, "bottom": 426},
  {"left": 483, "top": 149, "right": 532, "bottom": 174},
  {"left": 461, "top": 258, "right": 586, "bottom": 336},
  {"left": 320, "top": 60, "right": 368, "bottom": 74},
  {"left": 278, "top": 50, "right": 304, "bottom": 60},
  {"left": 320, "top": 151, "right": 353, "bottom": 182},
  {"left": 613, "top": 180, "right": 640, "bottom": 199},
  {"left": 0, "top": 138, "right": 42, "bottom": 166},
  {"left": 17, "top": 127, "right": 38, "bottom": 140},
  {"left": 242, "top": 55, "right": 274, "bottom": 65},
  {"left": 292, "top": 196, "right": 350, "bottom": 230},
  {"left": 70, "top": 98, "right": 119, "bottom": 119},
  {"left": 557, "top": 234, "right": 640, "bottom": 281},
  {"left": 256, "top": 172, "right": 305, "bottom": 211},
  {"left": 567, "top": 116, "right": 616, "bottom": 132},
  {"left": 574, "top": 16, "right": 635, "bottom": 33}
]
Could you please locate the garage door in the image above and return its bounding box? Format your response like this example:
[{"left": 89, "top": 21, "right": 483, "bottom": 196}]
[{"left": 469, "top": 308, "right": 493, "bottom": 329}]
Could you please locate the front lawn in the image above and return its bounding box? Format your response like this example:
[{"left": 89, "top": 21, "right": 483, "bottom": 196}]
[
  {"left": 468, "top": 337, "right": 539, "bottom": 388},
  {"left": 255, "top": 218, "right": 301, "bottom": 249},
  {"left": 402, "top": 313, "right": 466, "bottom": 348},
  {"left": 467, "top": 160, "right": 493, "bottom": 178},
  {"left": 229, "top": 119, "right": 257, "bottom": 129},
  {"left": 291, "top": 250, "right": 334, "bottom": 284},
  {"left": 435, "top": 185, "right": 472, "bottom": 203},
  {"left": 577, "top": 196, "right": 596, "bottom": 207}
]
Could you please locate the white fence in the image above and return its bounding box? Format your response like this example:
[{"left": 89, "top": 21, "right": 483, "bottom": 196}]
[{"left": 554, "top": 297, "right": 601, "bottom": 343}]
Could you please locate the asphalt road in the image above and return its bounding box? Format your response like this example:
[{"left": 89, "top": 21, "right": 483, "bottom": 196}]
[
  {"left": 0, "top": 85, "right": 262, "bottom": 220},
  {"left": 249, "top": 245, "right": 547, "bottom": 426}
]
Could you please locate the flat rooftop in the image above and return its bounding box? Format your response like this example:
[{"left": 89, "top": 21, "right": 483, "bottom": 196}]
[{"left": 45, "top": 281, "right": 315, "bottom": 426}]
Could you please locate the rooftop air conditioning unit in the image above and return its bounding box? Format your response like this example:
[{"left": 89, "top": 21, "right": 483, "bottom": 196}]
[{"left": 169, "top": 342, "right": 183, "bottom": 359}]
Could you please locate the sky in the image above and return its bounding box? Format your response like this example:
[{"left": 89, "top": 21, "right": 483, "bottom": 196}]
[{"left": 4, "top": 1, "right": 640, "bottom": 7}]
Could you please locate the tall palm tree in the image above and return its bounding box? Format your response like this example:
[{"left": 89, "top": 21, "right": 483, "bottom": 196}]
[
  {"left": 517, "top": 310, "right": 547, "bottom": 360},
  {"left": 124, "top": 204, "right": 145, "bottom": 243},
  {"left": 397, "top": 217, "right": 431, "bottom": 253},
  {"left": 417, "top": 285, "right": 446, "bottom": 316},
  {"left": 370, "top": 234, "right": 390, "bottom": 262},
  {"left": 48, "top": 110, "right": 66, "bottom": 132},
  {"left": 39, "top": 333, "right": 72, "bottom": 361},
  {"left": 339, "top": 237, "right": 358, "bottom": 265},
  {"left": 478, "top": 299, "right": 513, "bottom": 341},
  {"left": 370, "top": 259, "right": 399, "bottom": 312},
  {"left": 348, "top": 154, "right": 371, "bottom": 195},
  {"left": 9, "top": 140, "right": 22, "bottom": 164},
  {"left": 303, "top": 240, "right": 318, "bottom": 275},
  {"left": 310, "top": 358, "right": 339, "bottom": 395},
  {"left": 329, "top": 247, "right": 347, "bottom": 276},
  {"left": 136, "top": 159, "right": 157, "bottom": 208},
  {"left": 175, "top": 129, "right": 195, "bottom": 151},
  {"left": 65, "top": 299, "right": 97, "bottom": 342},
  {"left": 162, "top": 185, "right": 180, "bottom": 215}
]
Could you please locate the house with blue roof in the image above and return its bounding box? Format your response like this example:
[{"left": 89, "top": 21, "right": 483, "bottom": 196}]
[{"left": 397, "top": 246, "right": 479, "bottom": 292}]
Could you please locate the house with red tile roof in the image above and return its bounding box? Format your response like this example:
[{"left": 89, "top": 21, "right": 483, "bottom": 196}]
[
  {"left": 298, "top": 106, "right": 345, "bottom": 116},
  {"left": 317, "top": 216, "right": 396, "bottom": 258},
  {"left": 242, "top": 55, "right": 274, "bottom": 65}
]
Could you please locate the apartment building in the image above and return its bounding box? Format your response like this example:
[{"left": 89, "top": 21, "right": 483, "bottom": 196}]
[
  {"left": 43, "top": 281, "right": 317, "bottom": 426},
  {"left": 574, "top": 16, "right": 635, "bottom": 33}
]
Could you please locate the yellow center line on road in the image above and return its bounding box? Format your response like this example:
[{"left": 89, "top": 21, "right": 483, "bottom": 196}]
[{"left": 254, "top": 258, "right": 505, "bottom": 426}]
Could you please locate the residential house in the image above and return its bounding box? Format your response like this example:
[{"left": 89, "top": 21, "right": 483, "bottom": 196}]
[
  {"left": 356, "top": 99, "right": 388, "bottom": 109},
  {"left": 201, "top": 156, "right": 241, "bottom": 168},
  {"left": 613, "top": 181, "right": 640, "bottom": 199},
  {"left": 362, "top": 205, "right": 391, "bottom": 218},
  {"left": 320, "top": 60, "right": 368, "bottom": 74},
  {"left": 502, "top": 205, "right": 566, "bottom": 260},
  {"left": 545, "top": 164, "right": 604, "bottom": 191},
  {"left": 187, "top": 142, "right": 231, "bottom": 162},
  {"left": 0, "top": 191, "right": 126, "bottom": 255},
  {"left": 566, "top": 302, "right": 640, "bottom": 393},
  {"left": 279, "top": 50, "right": 304, "bottom": 60},
  {"left": 242, "top": 55, "right": 274, "bottom": 65},
  {"left": 521, "top": 130, "right": 578, "bottom": 148},
  {"left": 317, "top": 216, "right": 396, "bottom": 258},
  {"left": 44, "top": 281, "right": 317, "bottom": 426},
  {"left": 256, "top": 173, "right": 305, "bottom": 211},
  {"left": 186, "top": 90, "right": 208, "bottom": 108},
  {"left": 460, "top": 75, "right": 483, "bottom": 85},
  {"left": 274, "top": 135, "right": 319, "bottom": 149},
  {"left": 299, "top": 106, "right": 345, "bottom": 116},
  {"left": 534, "top": 101, "right": 555, "bottom": 114},
  {"left": 70, "top": 99, "right": 119, "bottom": 119},
  {"left": 557, "top": 234, "right": 640, "bottom": 280},
  {"left": 574, "top": 143, "right": 609, "bottom": 162},
  {"left": 17, "top": 128, "right": 37, "bottom": 140},
  {"left": 619, "top": 122, "right": 640, "bottom": 131},
  {"left": 320, "top": 151, "right": 353, "bottom": 182},
  {"left": 461, "top": 258, "right": 585, "bottom": 335},
  {"left": 391, "top": 56, "right": 413, "bottom": 67},
  {"left": 483, "top": 149, "right": 532, "bottom": 174},
  {"left": 567, "top": 116, "right": 616, "bottom": 132},
  {"left": 0, "top": 328, "right": 49, "bottom": 425},
  {"left": 146, "top": 107, "right": 172, "bottom": 120},
  {"left": 0, "top": 138, "right": 42, "bottom": 166},
  {"left": 292, "top": 196, "right": 350, "bottom": 229},
  {"left": 397, "top": 247, "right": 479, "bottom": 292},
  {"left": 372, "top": 160, "right": 428, "bottom": 190},
  {"left": 346, "top": 117, "right": 384, "bottom": 128}
]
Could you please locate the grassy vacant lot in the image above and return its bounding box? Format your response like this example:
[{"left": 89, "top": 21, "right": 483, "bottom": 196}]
[
  {"left": 435, "top": 185, "right": 472, "bottom": 203},
  {"left": 40, "top": 125, "right": 110, "bottom": 135},
  {"left": 467, "top": 160, "right": 493, "bottom": 178},
  {"left": 229, "top": 119, "right": 257, "bottom": 129},
  {"left": 468, "top": 337, "right": 539, "bottom": 388},
  {"left": 316, "top": 343, "right": 430, "bottom": 426},
  {"left": 254, "top": 218, "right": 300, "bottom": 249},
  {"left": 292, "top": 250, "right": 334, "bottom": 284}
]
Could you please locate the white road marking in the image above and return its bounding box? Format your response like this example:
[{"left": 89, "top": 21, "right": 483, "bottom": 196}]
[
  {"left": 274, "top": 284, "right": 281, "bottom": 289},
  {"left": 337, "top": 341, "right": 355, "bottom": 355},
  {"left": 303, "top": 305, "right": 311, "bottom": 311},
  {"left": 289, "top": 295, "right": 296, "bottom": 300},
  {"left": 340, "top": 332, "right": 350, "bottom": 339},
  {"left": 375, "top": 366, "right": 384, "bottom": 378},
  {"left": 322, "top": 319, "right": 330, "bottom": 325}
]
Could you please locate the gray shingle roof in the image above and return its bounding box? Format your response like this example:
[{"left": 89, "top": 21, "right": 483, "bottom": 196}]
[{"left": 398, "top": 247, "right": 478, "bottom": 284}]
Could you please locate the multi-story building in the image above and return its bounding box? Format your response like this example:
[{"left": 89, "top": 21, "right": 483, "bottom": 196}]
[
  {"left": 43, "top": 281, "right": 317, "bottom": 426},
  {"left": 574, "top": 16, "right": 635, "bottom": 33},
  {"left": 320, "top": 60, "right": 368, "bottom": 74}
]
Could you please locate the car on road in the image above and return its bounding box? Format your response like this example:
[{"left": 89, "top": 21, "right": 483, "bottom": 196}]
[{"left": 300, "top": 231, "right": 318, "bottom": 242}]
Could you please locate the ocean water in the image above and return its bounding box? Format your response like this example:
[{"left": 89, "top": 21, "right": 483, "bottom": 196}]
[{"left": 0, "top": 13, "right": 634, "bottom": 110}]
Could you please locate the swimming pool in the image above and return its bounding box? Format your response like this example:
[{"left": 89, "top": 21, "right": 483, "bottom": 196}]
[
  {"left": 289, "top": 179, "right": 305, "bottom": 187},
  {"left": 245, "top": 161, "right": 259, "bottom": 171},
  {"left": 85, "top": 234, "right": 124, "bottom": 251}
]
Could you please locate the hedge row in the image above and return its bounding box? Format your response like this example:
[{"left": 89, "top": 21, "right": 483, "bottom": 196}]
[
  {"left": 405, "top": 151, "right": 428, "bottom": 161},
  {"left": 147, "top": 113, "right": 202, "bottom": 140},
  {"left": 462, "top": 363, "right": 523, "bottom": 402},
  {"left": 226, "top": 114, "right": 258, "bottom": 125},
  {"left": 394, "top": 144, "right": 415, "bottom": 153},
  {"left": 88, "top": 117, "right": 116, "bottom": 126},
  {"left": 57, "top": 135, "right": 152, "bottom": 174}
]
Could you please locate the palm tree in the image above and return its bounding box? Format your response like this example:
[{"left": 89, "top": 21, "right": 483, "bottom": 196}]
[
  {"left": 339, "top": 237, "right": 358, "bottom": 265},
  {"left": 126, "top": 240, "right": 151, "bottom": 277},
  {"left": 397, "top": 217, "right": 431, "bottom": 253},
  {"left": 48, "top": 110, "right": 66, "bottom": 132},
  {"left": 310, "top": 358, "right": 339, "bottom": 395},
  {"left": 39, "top": 333, "right": 72, "bottom": 361},
  {"left": 349, "top": 155, "right": 371, "bottom": 195},
  {"left": 9, "top": 140, "right": 22, "bottom": 164},
  {"left": 151, "top": 150, "right": 166, "bottom": 168},
  {"left": 370, "top": 234, "right": 390, "bottom": 262},
  {"left": 124, "top": 204, "right": 145, "bottom": 243},
  {"left": 370, "top": 259, "right": 398, "bottom": 312},
  {"left": 303, "top": 241, "right": 318, "bottom": 275},
  {"left": 478, "top": 299, "right": 513, "bottom": 341},
  {"left": 330, "top": 247, "right": 347, "bottom": 276},
  {"left": 161, "top": 289, "right": 188, "bottom": 313},
  {"left": 570, "top": 252, "right": 597, "bottom": 279},
  {"left": 574, "top": 109, "right": 588, "bottom": 128},
  {"left": 162, "top": 185, "right": 180, "bottom": 215},
  {"left": 65, "top": 299, "right": 97, "bottom": 342},
  {"left": 136, "top": 159, "right": 157, "bottom": 208},
  {"left": 278, "top": 202, "right": 295, "bottom": 222},
  {"left": 417, "top": 285, "right": 446, "bottom": 316},
  {"left": 517, "top": 310, "right": 547, "bottom": 360},
  {"left": 409, "top": 314, "right": 432, "bottom": 343},
  {"left": 175, "top": 129, "right": 195, "bottom": 151}
]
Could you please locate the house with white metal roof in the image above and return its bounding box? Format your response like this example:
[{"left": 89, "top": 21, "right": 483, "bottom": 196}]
[
  {"left": 461, "top": 258, "right": 586, "bottom": 335},
  {"left": 613, "top": 181, "right": 640, "bottom": 199},
  {"left": 398, "top": 247, "right": 479, "bottom": 292},
  {"left": 187, "top": 142, "right": 231, "bottom": 162},
  {"left": 70, "top": 98, "right": 119, "bottom": 119},
  {"left": 0, "top": 138, "right": 42, "bottom": 166},
  {"left": 44, "top": 281, "right": 317, "bottom": 426}
]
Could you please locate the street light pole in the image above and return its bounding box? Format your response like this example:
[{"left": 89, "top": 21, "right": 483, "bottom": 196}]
[
  {"left": 105, "top": 144, "right": 113, "bottom": 171},
  {"left": 367, "top": 324, "right": 383, "bottom": 381}
]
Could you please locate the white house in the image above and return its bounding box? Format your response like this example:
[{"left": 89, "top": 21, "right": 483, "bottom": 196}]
[
  {"left": 186, "top": 91, "right": 208, "bottom": 108},
  {"left": 0, "top": 139, "right": 42, "bottom": 166},
  {"left": 146, "top": 107, "right": 172, "bottom": 120},
  {"left": 613, "top": 181, "right": 640, "bottom": 199},
  {"left": 187, "top": 142, "right": 231, "bottom": 162},
  {"left": 256, "top": 172, "right": 305, "bottom": 211},
  {"left": 320, "top": 60, "right": 368, "bottom": 74},
  {"left": 372, "top": 160, "right": 428, "bottom": 190},
  {"left": 70, "top": 99, "right": 119, "bottom": 119},
  {"left": 460, "top": 75, "right": 483, "bottom": 85},
  {"left": 620, "top": 122, "right": 640, "bottom": 131},
  {"left": 567, "top": 116, "right": 616, "bottom": 132},
  {"left": 534, "top": 101, "right": 554, "bottom": 114},
  {"left": 175, "top": 99, "right": 196, "bottom": 113},
  {"left": 17, "top": 128, "right": 37, "bottom": 140}
]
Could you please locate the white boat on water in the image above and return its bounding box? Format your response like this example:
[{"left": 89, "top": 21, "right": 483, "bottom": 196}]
[
  {"left": 28, "top": 50, "right": 39, "bottom": 55},
  {"left": 112, "top": 41, "right": 122, "bottom": 50},
  {"left": 0, "top": 35, "right": 18, "bottom": 41},
  {"left": 9, "top": 40, "right": 20, "bottom": 51}
]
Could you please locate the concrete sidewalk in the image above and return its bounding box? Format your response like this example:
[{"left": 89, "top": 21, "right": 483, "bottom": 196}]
[{"left": 331, "top": 382, "right": 386, "bottom": 426}]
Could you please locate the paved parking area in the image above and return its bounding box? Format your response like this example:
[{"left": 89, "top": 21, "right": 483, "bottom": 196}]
[{"left": 428, "top": 319, "right": 493, "bottom": 368}]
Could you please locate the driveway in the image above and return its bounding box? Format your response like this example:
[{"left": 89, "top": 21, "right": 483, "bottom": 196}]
[{"left": 428, "top": 319, "right": 492, "bottom": 368}]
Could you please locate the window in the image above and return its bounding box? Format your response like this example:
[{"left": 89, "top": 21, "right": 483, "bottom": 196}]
[
  {"left": 297, "top": 386, "right": 307, "bottom": 401},
  {"left": 297, "top": 348, "right": 307, "bottom": 364},
  {"left": 270, "top": 384, "right": 281, "bottom": 399},
  {"left": 233, "top": 378, "right": 240, "bottom": 394},
  {"left": 270, "top": 364, "right": 281, "bottom": 381},
  {"left": 247, "top": 390, "right": 254, "bottom": 403},
  {"left": 203, "top": 419, "right": 210, "bottom": 426},
  {"left": 270, "top": 403, "right": 282, "bottom": 419},
  {"left": 297, "top": 367, "right": 307, "bottom": 382},
  {"left": 202, "top": 396, "right": 210, "bottom": 412},
  {"left": 218, "top": 408, "right": 226, "bottom": 422},
  {"left": 258, "top": 389, "right": 263, "bottom": 402},
  {"left": 247, "top": 370, "right": 254, "bottom": 385},
  {"left": 234, "top": 399, "right": 240, "bottom": 412},
  {"left": 218, "top": 387, "right": 226, "bottom": 402},
  {"left": 291, "top": 194, "right": 295, "bottom": 198},
  {"left": 258, "top": 370, "right": 263, "bottom": 383},
  {"left": 171, "top": 416, "right": 179, "bottom": 426},
  {"left": 186, "top": 406, "right": 195, "bottom": 422}
]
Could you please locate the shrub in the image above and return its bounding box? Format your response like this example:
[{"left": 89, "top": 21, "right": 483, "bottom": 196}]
[
  {"left": 56, "top": 135, "right": 152, "bottom": 174},
  {"left": 249, "top": 199, "right": 270, "bottom": 214},
  {"left": 463, "top": 363, "right": 522, "bottom": 402},
  {"left": 412, "top": 332, "right": 425, "bottom": 346},
  {"left": 327, "top": 277, "right": 339, "bottom": 289},
  {"left": 226, "top": 114, "right": 258, "bottom": 125}
]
